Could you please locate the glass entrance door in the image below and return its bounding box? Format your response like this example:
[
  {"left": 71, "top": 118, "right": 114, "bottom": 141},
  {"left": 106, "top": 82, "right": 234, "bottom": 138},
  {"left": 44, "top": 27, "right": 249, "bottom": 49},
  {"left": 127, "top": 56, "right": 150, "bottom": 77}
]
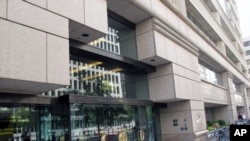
[{"left": 69, "top": 104, "right": 154, "bottom": 141}]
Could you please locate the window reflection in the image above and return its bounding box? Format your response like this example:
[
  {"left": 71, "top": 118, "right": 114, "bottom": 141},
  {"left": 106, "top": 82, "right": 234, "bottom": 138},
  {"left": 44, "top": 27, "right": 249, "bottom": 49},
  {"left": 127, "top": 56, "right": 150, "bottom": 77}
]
[
  {"left": 0, "top": 106, "right": 36, "bottom": 141},
  {"left": 244, "top": 41, "right": 250, "bottom": 47},
  {"left": 70, "top": 104, "right": 154, "bottom": 141},
  {"left": 0, "top": 102, "right": 154, "bottom": 141},
  {"left": 68, "top": 58, "right": 123, "bottom": 98},
  {"left": 44, "top": 56, "right": 149, "bottom": 99},
  {"left": 89, "top": 27, "right": 120, "bottom": 55},
  {"left": 44, "top": 57, "right": 125, "bottom": 98},
  {"left": 232, "top": 82, "right": 241, "bottom": 93},
  {"left": 199, "top": 60, "right": 222, "bottom": 86},
  {"left": 0, "top": 104, "right": 69, "bottom": 141}
]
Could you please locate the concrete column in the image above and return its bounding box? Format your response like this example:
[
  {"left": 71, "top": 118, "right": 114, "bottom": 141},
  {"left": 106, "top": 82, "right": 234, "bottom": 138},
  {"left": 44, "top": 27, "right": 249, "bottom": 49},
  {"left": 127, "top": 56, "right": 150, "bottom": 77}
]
[
  {"left": 0, "top": 0, "right": 7, "bottom": 19},
  {"left": 212, "top": 11, "right": 221, "bottom": 26},
  {"left": 232, "top": 41, "right": 238, "bottom": 51},
  {"left": 222, "top": 72, "right": 237, "bottom": 123},
  {"left": 240, "top": 84, "right": 250, "bottom": 119},
  {"left": 159, "top": 100, "right": 208, "bottom": 141},
  {"left": 236, "top": 62, "right": 242, "bottom": 72},
  {"left": 247, "top": 88, "right": 250, "bottom": 97},
  {"left": 216, "top": 41, "right": 226, "bottom": 55},
  {"left": 174, "top": 0, "right": 187, "bottom": 16}
]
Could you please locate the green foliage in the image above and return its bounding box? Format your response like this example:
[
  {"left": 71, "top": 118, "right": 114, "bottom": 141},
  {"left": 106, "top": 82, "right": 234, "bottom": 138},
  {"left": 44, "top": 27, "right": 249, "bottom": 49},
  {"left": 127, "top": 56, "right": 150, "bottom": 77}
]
[
  {"left": 217, "top": 120, "right": 226, "bottom": 126},
  {"left": 207, "top": 119, "right": 227, "bottom": 131},
  {"left": 207, "top": 121, "right": 212, "bottom": 127},
  {"left": 207, "top": 126, "right": 214, "bottom": 131}
]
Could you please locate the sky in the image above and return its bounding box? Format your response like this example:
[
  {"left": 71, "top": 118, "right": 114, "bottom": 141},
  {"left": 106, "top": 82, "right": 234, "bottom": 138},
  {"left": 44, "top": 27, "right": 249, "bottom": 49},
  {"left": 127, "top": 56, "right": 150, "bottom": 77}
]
[{"left": 236, "top": 0, "right": 250, "bottom": 38}]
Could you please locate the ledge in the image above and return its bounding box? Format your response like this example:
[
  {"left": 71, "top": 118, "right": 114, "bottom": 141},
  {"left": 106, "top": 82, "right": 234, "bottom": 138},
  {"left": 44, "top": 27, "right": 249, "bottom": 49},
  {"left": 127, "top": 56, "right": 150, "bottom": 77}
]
[
  {"left": 70, "top": 40, "right": 156, "bottom": 73},
  {"left": 194, "top": 130, "right": 209, "bottom": 137}
]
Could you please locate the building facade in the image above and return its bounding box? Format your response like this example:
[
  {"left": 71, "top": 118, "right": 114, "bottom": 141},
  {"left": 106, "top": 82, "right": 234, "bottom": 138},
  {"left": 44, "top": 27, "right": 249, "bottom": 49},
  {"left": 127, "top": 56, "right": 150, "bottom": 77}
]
[
  {"left": 244, "top": 37, "right": 250, "bottom": 78},
  {"left": 0, "top": 0, "right": 249, "bottom": 141}
]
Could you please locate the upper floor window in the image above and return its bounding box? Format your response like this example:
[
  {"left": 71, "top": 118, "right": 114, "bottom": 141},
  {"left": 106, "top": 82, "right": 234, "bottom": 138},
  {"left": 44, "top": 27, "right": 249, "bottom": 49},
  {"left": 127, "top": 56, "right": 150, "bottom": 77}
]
[
  {"left": 246, "top": 59, "right": 250, "bottom": 64},
  {"left": 232, "top": 82, "right": 241, "bottom": 93},
  {"left": 89, "top": 27, "right": 120, "bottom": 55},
  {"left": 218, "top": 0, "right": 227, "bottom": 14},
  {"left": 187, "top": 12, "right": 216, "bottom": 44},
  {"left": 246, "top": 50, "right": 250, "bottom": 56},
  {"left": 199, "top": 60, "right": 223, "bottom": 86},
  {"left": 243, "top": 41, "right": 250, "bottom": 47},
  {"left": 44, "top": 55, "right": 149, "bottom": 99},
  {"left": 89, "top": 15, "right": 138, "bottom": 60}
]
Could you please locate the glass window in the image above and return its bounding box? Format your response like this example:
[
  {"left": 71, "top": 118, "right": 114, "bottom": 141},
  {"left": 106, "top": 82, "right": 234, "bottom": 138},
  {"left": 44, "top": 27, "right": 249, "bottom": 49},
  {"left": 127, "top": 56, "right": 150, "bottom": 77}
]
[
  {"left": 244, "top": 41, "right": 250, "bottom": 47},
  {"left": 0, "top": 104, "right": 69, "bottom": 141},
  {"left": 232, "top": 82, "right": 241, "bottom": 93},
  {"left": 246, "top": 50, "right": 250, "bottom": 56},
  {"left": 89, "top": 16, "right": 137, "bottom": 60},
  {"left": 69, "top": 104, "right": 154, "bottom": 141},
  {"left": 187, "top": 12, "right": 216, "bottom": 44},
  {"left": 47, "top": 56, "right": 149, "bottom": 99},
  {"left": 247, "top": 59, "right": 250, "bottom": 64},
  {"left": 199, "top": 60, "right": 222, "bottom": 86}
]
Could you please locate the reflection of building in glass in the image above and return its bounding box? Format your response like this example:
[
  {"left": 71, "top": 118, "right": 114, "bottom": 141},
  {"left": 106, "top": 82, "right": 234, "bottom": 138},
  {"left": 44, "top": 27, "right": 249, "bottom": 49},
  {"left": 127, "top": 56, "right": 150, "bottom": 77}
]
[
  {"left": 90, "top": 27, "right": 120, "bottom": 55},
  {"left": 199, "top": 60, "right": 222, "bottom": 85},
  {"left": 44, "top": 27, "right": 123, "bottom": 98},
  {"left": 1, "top": 0, "right": 250, "bottom": 141}
]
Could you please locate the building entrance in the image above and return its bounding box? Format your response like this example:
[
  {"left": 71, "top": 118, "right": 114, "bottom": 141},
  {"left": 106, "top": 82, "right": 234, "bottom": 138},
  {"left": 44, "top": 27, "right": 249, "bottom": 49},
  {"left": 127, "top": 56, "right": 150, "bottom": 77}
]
[
  {"left": 0, "top": 94, "right": 154, "bottom": 141},
  {"left": 69, "top": 104, "right": 154, "bottom": 141}
]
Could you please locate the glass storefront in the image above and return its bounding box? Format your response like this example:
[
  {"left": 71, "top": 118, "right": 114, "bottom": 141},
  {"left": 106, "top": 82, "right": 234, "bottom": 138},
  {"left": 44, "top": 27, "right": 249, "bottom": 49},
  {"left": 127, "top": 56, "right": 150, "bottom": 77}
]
[
  {"left": 0, "top": 104, "right": 69, "bottom": 141},
  {"left": 0, "top": 99, "right": 154, "bottom": 141},
  {"left": 70, "top": 104, "right": 154, "bottom": 141}
]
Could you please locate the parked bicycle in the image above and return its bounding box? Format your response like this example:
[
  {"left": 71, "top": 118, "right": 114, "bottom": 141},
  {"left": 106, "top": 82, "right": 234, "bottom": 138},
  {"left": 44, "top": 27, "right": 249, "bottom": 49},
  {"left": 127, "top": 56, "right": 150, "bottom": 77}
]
[{"left": 207, "top": 126, "right": 229, "bottom": 141}]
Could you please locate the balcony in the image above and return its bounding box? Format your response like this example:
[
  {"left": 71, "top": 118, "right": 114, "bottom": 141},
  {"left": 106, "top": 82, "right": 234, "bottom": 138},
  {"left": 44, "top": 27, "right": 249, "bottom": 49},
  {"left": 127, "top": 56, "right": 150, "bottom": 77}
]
[{"left": 201, "top": 80, "right": 228, "bottom": 105}]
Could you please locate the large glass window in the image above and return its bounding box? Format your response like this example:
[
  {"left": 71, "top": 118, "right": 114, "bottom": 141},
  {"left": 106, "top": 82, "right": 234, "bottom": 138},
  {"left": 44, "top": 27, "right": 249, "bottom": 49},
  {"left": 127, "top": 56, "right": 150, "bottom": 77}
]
[
  {"left": 0, "top": 102, "right": 154, "bottom": 141},
  {"left": 69, "top": 103, "right": 154, "bottom": 141},
  {"left": 246, "top": 50, "right": 250, "bottom": 56},
  {"left": 89, "top": 27, "right": 120, "bottom": 55},
  {"left": 218, "top": 0, "right": 227, "bottom": 14},
  {"left": 0, "top": 104, "right": 69, "bottom": 141},
  {"left": 243, "top": 41, "right": 250, "bottom": 47},
  {"left": 0, "top": 105, "right": 37, "bottom": 141},
  {"left": 232, "top": 82, "right": 241, "bottom": 93},
  {"left": 44, "top": 56, "right": 149, "bottom": 99},
  {"left": 44, "top": 15, "right": 149, "bottom": 99},
  {"left": 199, "top": 60, "right": 223, "bottom": 86},
  {"left": 187, "top": 12, "right": 216, "bottom": 44},
  {"left": 89, "top": 16, "right": 138, "bottom": 60}
]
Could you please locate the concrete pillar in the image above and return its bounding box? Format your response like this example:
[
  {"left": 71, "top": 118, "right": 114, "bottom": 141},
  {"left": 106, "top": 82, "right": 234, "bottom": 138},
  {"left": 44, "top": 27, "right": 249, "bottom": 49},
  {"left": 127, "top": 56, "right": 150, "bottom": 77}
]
[
  {"left": 174, "top": 0, "right": 187, "bottom": 16},
  {"left": 222, "top": 72, "right": 237, "bottom": 123},
  {"left": 236, "top": 62, "right": 242, "bottom": 72},
  {"left": 247, "top": 88, "right": 250, "bottom": 97},
  {"left": 216, "top": 41, "right": 226, "bottom": 55},
  {"left": 240, "top": 84, "right": 250, "bottom": 119},
  {"left": 212, "top": 11, "right": 221, "bottom": 26},
  {"left": 232, "top": 40, "right": 238, "bottom": 51},
  {"left": 159, "top": 100, "right": 208, "bottom": 141}
]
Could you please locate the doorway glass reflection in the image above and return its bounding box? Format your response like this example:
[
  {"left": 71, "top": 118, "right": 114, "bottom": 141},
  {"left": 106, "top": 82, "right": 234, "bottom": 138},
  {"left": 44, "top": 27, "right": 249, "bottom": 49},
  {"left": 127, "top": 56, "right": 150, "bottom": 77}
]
[{"left": 70, "top": 104, "right": 154, "bottom": 141}]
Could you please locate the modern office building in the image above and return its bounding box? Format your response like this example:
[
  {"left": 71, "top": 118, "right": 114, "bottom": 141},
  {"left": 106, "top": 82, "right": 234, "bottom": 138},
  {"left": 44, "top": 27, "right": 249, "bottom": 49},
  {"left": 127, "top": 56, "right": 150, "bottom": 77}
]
[
  {"left": 0, "top": 0, "right": 249, "bottom": 141},
  {"left": 244, "top": 37, "right": 250, "bottom": 78}
]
